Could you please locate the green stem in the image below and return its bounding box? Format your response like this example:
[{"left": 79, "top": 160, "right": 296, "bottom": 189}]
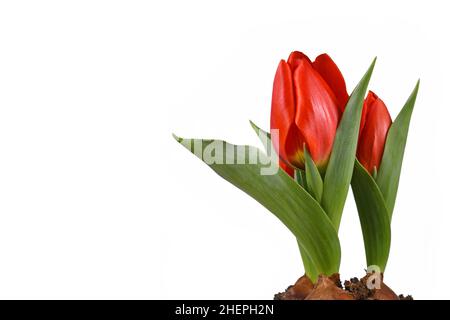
[{"left": 297, "top": 239, "right": 319, "bottom": 283}]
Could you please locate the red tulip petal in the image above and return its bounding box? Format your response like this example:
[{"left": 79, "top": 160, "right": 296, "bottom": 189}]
[
  {"left": 359, "top": 91, "right": 378, "bottom": 136},
  {"left": 312, "top": 54, "right": 349, "bottom": 113},
  {"left": 283, "top": 125, "right": 306, "bottom": 168},
  {"left": 287, "top": 51, "right": 312, "bottom": 72},
  {"left": 293, "top": 59, "right": 339, "bottom": 167},
  {"left": 270, "top": 60, "right": 305, "bottom": 168},
  {"left": 357, "top": 92, "right": 392, "bottom": 174}
]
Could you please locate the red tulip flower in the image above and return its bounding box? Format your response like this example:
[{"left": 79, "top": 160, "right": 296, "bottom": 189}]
[
  {"left": 270, "top": 52, "right": 348, "bottom": 172},
  {"left": 357, "top": 91, "right": 392, "bottom": 175}
]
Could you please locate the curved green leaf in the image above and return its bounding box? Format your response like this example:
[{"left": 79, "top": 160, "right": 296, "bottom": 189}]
[
  {"left": 294, "top": 169, "right": 307, "bottom": 189},
  {"left": 249, "top": 121, "right": 319, "bottom": 281},
  {"left": 351, "top": 160, "right": 391, "bottom": 272},
  {"left": 322, "top": 58, "right": 376, "bottom": 230},
  {"left": 304, "top": 146, "right": 323, "bottom": 203},
  {"left": 249, "top": 120, "right": 271, "bottom": 143},
  {"left": 376, "top": 81, "right": 420, "bottom": 219},
  {"left": 297, "top": 238, "right": 319, "bottom": 283},
  {"left": 174, "top": 135, "right": 341, "bottom": 276}
]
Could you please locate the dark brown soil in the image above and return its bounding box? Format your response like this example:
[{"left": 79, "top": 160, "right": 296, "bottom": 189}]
[
  {"left": 275, "top": 273, "right": 413, "bottom": 300},
  {"left": 344, "top": 277, "right": 371, "bottom": 300}
]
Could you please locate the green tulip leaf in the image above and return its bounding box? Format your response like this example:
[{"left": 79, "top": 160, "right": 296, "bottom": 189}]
[
  {"left": 298, "top": 238, "right": 319, "bottom": 283},
  {"left": 294, "top": 169, "right": 307, "bottom": 189},
  {"left": 174, "top": 134, "right": 340, "bottom": 278},
  {"left": 376, "top": 81, "right": 420, "bottom": 219},
  {"left": 249, "top": 120, "right": 319, "bottom": 281},
  {"left": 322, "top": 58, "right": 376, "bottom": 229},
  {"left": 249, "top": 119, "right": 271, "bottom": 144},
  {"left": 351, "top": 160, "right": 391, "bottom": 272},
  {"left": 304, "top": 146, "right": 323, "bottom": 203}
]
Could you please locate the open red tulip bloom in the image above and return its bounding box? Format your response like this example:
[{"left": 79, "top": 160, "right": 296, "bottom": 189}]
[
  {"left": 175, "top": 50, "right": 419, "bottom": 300},
  {"left": 270, "top": 52, "right": 348, "bottom": 171}
]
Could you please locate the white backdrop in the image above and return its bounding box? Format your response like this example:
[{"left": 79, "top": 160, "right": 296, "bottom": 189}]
[{"left": 0, "top": 0, "right": 448, "bottom": 299}]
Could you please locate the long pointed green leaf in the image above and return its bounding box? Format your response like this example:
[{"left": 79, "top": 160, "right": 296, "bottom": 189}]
[
  {"left": 294, "top": 169, "right": 307, "bottom": 189},
  {"left": 249, "top": 120, "right": 271, "bottom": 143},
  {"left": 322, "top": 58, "right": 377, "bottom": 230},
  {"left": 304, "top": 147, "right": 323, "bottom": 202},
  {"left": 175, "top": 135, "right": 341, "bottom": 276},
  {"left": 351, "top": 160, "right": 391, "bottom": 272},
  {"left": 249, "top": 120, "right": 309, "bottom": 189},
  {"left": 298, "top": 239, "right": 319, "bottom": 283},
  {"left": 376, "top": 81, "right": 420, "bottom": 219},
  {"left": 250, "top": 121, "right": 319, "bottom": 281}
]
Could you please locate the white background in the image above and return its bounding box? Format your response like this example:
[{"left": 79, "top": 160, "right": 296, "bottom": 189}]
[{"left": 0, "top": 0, "right": 448, "bottom": 299}]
